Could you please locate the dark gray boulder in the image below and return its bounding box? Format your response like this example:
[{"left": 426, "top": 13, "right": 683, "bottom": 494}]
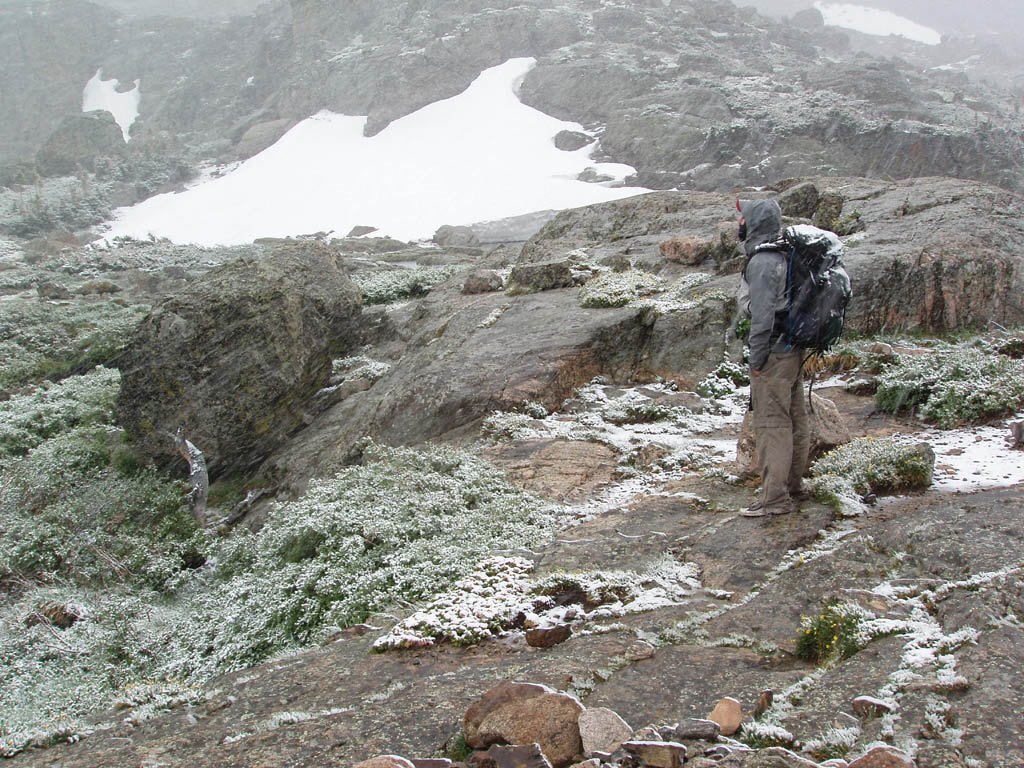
[
  {"left": 115, "top": 241, "right": 363, "bottom": 478},
  {"left": 433, "top": 225, "right": 480, "bottom": 248},
  {"left": 462, "top": 268, "right": 503, "bottom": 294},
  {"left": 34, "top": 111, "right": 126, "bottom": 177},
  {"left": 554, "top": 130, "right": 594, "bottom": 152}
]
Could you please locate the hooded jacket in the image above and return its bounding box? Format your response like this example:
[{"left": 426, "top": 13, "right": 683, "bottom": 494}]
[{"left": 736, "top": 198, "right": 790, "bottom": 370}]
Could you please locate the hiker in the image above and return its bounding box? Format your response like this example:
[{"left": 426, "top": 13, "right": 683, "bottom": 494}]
[{"left": 736, "top": 198, "right": 810, "bottom": 517}]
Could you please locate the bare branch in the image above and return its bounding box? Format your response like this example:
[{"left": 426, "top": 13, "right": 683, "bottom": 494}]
[{"left": 173, "top": 427, "right": 209, "bottom": 526}]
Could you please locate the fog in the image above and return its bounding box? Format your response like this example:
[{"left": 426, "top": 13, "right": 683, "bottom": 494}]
[
  {"left": 745, "top": 0, "right": 1024, "bottom": 43},
  {"left": 88, "top": 0, "right": 268, "bottom": 19}
]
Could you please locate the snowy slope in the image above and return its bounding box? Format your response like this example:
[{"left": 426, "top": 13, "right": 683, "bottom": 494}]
[
  {"left": 100, "top": 58, "right": 648, "bottom": 245},
  {"left": 814, "top": 2, "right": 942, "bottom": 45}
]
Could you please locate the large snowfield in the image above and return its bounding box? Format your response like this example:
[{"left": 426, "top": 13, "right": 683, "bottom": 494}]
[
  {"left": 814, "top": 2, "right": 942, "bottom": 45},
  {"left": 100, "top": 58, "right": 648, "bottom": 245}
]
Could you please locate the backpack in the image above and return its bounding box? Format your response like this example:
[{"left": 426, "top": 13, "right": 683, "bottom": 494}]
[{"left": 755, "top": 224, "right": 853, "bottom": 355}]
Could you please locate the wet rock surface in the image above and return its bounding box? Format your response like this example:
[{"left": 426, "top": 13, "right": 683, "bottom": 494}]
[
  {"left": 4, "top": 179, "right": 1024, "bottom": 767},
  {"left": 115, "top": 241, "right": 363, "bottom": 477}
]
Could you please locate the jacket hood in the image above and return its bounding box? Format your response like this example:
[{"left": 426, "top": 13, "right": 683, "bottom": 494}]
[{"left": 738, "top": 198, "right": 782, "bottom": 256}]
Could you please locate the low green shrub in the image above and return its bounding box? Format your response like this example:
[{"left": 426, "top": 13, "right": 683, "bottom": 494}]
[
  {"left": 578, "top": 269, "right": 664, "bottom": 308},
  {"left": 795, "top": 600, "right": 865, "bottom": 663},
  {"left": 809, "top": 437, "right": 933, "bottom": 516},
  {"left": 875, "top": 344, "right": 1024, "bottom": 427},
  {"left": 0, "top": 367, "right": 119, "bottom": 463},
  {"left": 161, "top": 443, "right": 554, "bottom": 678},
  {"left": 353, "top": 266, "right": 461, "bottom": 304},
  {"left": 697, "top": 360, "right": 749, "bottom": 398},
  {"left": 0, "top": 300, "right": 148, "bottom": 389}
]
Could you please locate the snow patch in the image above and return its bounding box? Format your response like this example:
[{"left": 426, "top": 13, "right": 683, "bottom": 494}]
[
  {"left": 82, "top": 69, "right": 140, "bottom": 142},
  {"left": 814, "top": 3, "right": 942, "bottom": 46},
  {"left": 101, "top": 58, "right": 648, "bottom": 245}
]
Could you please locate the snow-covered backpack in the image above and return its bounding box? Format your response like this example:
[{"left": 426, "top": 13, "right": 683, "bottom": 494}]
[{"left": 755, "top": 224, "right": 852, "bottom": 355}]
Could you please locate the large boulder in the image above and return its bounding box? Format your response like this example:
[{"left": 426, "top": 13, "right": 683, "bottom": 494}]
[
  {"left": 34, "top": 111, "right": 125, "bottom": 176},
  {"left": 464, "top": 681, "right": 584, "bottom": 768},
  {"left": 116, "top": 242, "right": 363, "bottom": 478}
]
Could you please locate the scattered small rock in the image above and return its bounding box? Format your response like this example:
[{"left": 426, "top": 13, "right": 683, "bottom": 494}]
[
  {"left": 630, "top": 726, "right": 662, "bottom": 742},
  {"left": 579, "top": 707, "right": 632, "bottom": 757},
  {"left": 411, "top": 760, "right": 452, "bottom": 768},
  {"left": 846, "top": 746, "right": 914, "bottom": 768},
  {"left": 757, "top": 747, "right": 823, "bottom": 767},
  {"left": 623, "top": 639, "right": 656, "bottom": 660},
  {"left": 554, "top": 130, "right": 594, "bottom": 152},
  {"left": 670, "top": 718, "right": 720, "bottom": 741},
  {"left": 706, "top": 697, "right": 742, "bottom": 736},
  {"left": 868, "top": 342, "right": 895, "bottom": 363},
  {"left": 753, "top": 689, "right": 774, "bottom": 718},
  {"left": 506, "top": 260, "right": 575, "bottom": 294},
  {"left": 347, "top": 225, "right": 378, "bottom": 237},
  {"left": 622, "top": 740, "right": 688, "bottom": 768},
  {"left": 36, "top": 280, "right": 71, "bottom": 300},
  {"left": 777, "top": 181, "right": 820, "bottom": 219},
  {"left": 353, "top": 756, "right": 416, "bottom": 768},
  {"left": 478, "top": 743, "right": 553, "bottom": 768},
  {"left": 464, "top": 681, "right": 584, "bottom": 768},
  {"left": 526, "top": 624, "right": 572, "bottom": 648},
  {"left": 463, "top": 268, "right": 504, "bottom": 294},
  {"left": 851, "top": 695, "right": 895, "bottom": 718},
  {"left": 76, "top": 279, "right": 122, "bottom": 295},
  {"left": 433, "top": 224, "right": 480, "bottom": 248},
  {"left": 659, "top": 236, "right": 711, "bottom": 266}
]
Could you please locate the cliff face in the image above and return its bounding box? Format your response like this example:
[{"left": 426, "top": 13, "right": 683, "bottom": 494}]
[{"left": 3, "top": 0, "right": 1024, "bottom": 197}]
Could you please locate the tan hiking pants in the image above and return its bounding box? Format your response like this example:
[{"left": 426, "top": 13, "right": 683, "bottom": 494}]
[{"left": 751, "top": 350, "right": 810, "bottom": 507}]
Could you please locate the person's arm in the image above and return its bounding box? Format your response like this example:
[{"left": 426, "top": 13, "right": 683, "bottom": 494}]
[{"left": 746, "top": 252, "right": 783, "bottom": 372}]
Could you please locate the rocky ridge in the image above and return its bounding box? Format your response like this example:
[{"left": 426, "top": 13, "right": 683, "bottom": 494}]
[
  {"left": 2, "top": 175, "right": 1023, "bottom": 766},
  {"left": 3, "top": 0, "right": 1024, "bottom": 215}
]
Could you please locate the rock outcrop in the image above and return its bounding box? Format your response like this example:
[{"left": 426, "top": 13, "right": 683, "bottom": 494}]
[
  {"left": 115, "top": 241, "right": 363, "bottom": 477},
  {"left": 5, "top": 0, "right": 1024, "bottom": 201},
  {"left": 34, "top": 111, "right": 126, "bottom": 176}
]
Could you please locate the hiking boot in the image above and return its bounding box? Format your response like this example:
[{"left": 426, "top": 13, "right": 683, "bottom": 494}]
[
  {"left": 742, "top": 499, "right": 795, "bottom": 517},
  {"left": 789, "top": 486, "right": 811, "bottom": 502}
]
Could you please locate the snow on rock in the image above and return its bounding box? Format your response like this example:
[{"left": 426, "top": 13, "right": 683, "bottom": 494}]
[
  {"left": 896, "top": 416, "right": 1024, "bottom": 493},
  {"left": 814, "top": 3, "right": 942, "bottom": 45},
  {"left": 100, "top": 58, "right": 648, "bottom": 246},
  {"left": 82, "top": 68, "right": 141, "bottom": 141}
]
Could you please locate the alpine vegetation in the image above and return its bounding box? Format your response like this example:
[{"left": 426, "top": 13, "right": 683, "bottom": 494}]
[
  {"left": 875, "top": 341, "right": 1024, "bottom": 427},
  {"left": 352, "top": 265, "right": 462, "bottom": 305},
  {"left": 0, "top": 437, "right": 555, "bottom": 754},
  {"left": 809, "top": 437, "right": 934, "bottom": 516}
]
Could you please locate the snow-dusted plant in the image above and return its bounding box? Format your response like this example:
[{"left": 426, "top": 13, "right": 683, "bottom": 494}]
[
  {"left": 373, "top": 557, "right": 535, "bottom": 650},
  {"left": 578, "top": 269, "right": 664, "bottom": 308},
  {"left": 330, "top": 355, "right": 391, "bottom": 382},
  {"left": 160, "top": 442, "right": 555, "bottom": 678},
  {"left": 738, "top": 720, "right": 796, "bottom": 749},
  {"left": 803, "top": 725, "right": 860, "bottom": 760},
  {"left": 0, "top": 367, "right": 119, "bottom": 462},
  {"left": 696, "top": 360, "right": 749, "bottom": 399},
  {"left": 373, "top": 555, "right": 701, "bottom": 651},
  {"left": 795, "top": 599, "right": 871, "bottom": 663},
  {"left": 0, "top": 299, "right": 148, "bottom": 388},
  {"left": 352, "top": 265, "right": 461, "bottom": 304},
  {"left": 876, "top": 343, "right": 1024, "bottom": 427},
  {"left": 809, "top": 437, "right": 933, "bottom": 515}
]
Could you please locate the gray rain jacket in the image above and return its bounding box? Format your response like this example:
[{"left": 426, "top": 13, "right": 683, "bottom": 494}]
[{"left": 736, "top": 198, "right": 790, "bottom": 371}]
